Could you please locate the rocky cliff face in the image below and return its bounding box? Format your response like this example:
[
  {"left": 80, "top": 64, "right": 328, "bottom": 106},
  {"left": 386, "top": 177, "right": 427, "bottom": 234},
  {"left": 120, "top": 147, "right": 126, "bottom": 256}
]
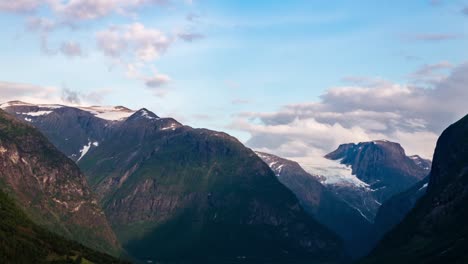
[
  {"left": 256, "top": 152, "right": 372, "bottom": 258},
  {"left": 2, "top": 102, "right": 346, "bottom": 264},
  {"left": 0, "top": 109, "right": 119, "bottom": 256},
  {"left": 362, "top": 114, "right": 468, "bottom": 264},
  {"left": 326, "top": 140, "right": 429, "bottom": 201},
  {"left": 308, "top": 140, "right": 431, "bottom": 221}
]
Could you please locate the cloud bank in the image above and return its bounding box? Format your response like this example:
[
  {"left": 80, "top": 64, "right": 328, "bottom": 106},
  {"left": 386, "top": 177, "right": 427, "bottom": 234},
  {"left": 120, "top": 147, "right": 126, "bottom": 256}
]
[{"left": 232, "top": 62, "right": 468, "bottom": 161}]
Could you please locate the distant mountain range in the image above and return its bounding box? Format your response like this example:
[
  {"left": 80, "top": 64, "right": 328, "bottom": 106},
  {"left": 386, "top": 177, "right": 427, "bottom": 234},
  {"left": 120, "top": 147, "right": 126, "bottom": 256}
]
[
  {"left": 1, "top": 101, "right": 345, "bottom": 263},
  {"left": 256, "top": 140, "right": 431, "bottom": 258},
  {"left": 2, "top": 100, "right": 466, "bottom": 264}
]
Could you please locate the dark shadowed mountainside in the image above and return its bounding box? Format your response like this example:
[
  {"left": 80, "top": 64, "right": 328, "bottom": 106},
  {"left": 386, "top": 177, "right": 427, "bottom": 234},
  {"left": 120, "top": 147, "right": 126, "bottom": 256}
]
[
  {"left": 256, "top": 151, "right": 372, "bottom": 258},
  {"left": 361, "top": 114, "right": 468, "bottom": 264}
]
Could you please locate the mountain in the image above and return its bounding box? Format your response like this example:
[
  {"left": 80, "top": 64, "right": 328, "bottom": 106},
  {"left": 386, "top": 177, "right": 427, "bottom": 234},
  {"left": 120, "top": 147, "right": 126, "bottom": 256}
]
[
  {"left": 0, "top": 101, "right": 135, "bottom": 162},
  {"left": 306, "top": 140, "right": 430, "bottom": 221},
  {"left": 0, "top": 188, "right": 126, "bottom": 264},
  {"left": 0, "top": 108, "right": 120, "bottom": 256},
  {"left": 361, "top": 114, "right": 468, "bottom": 264},
  {"left": 325, "top": 140, "right": 429, "bottom": 201},
  {"left": 371, "top": 177, "right": 429, "bottom": 244},
  {"left": 2, "top": 101, "right": 346, "bottom": 264},
  {"left": 256, "top": 151, "right": 372, "bottom": 258}
]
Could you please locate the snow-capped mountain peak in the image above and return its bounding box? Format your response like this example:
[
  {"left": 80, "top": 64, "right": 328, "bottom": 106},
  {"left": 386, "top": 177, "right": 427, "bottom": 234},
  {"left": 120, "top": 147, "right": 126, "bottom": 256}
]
[
  {"left": 76, "top": 105, "right": 135, "bottom": 121},
  {"left": 0, "top": 101, "right": 137, "bottom": 121}
]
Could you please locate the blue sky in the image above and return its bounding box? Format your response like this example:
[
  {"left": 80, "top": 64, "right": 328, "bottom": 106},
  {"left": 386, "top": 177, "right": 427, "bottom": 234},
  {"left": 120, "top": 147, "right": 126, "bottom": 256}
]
[{"left": 0, "top": 0, "right": 467, "bottom": 160}]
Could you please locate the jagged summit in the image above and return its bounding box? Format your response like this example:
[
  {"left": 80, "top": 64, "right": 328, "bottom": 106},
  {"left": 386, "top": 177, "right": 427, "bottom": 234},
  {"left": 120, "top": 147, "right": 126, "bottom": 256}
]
[{"left": 127, "top": 108, "right": 160, "bottom": 121}]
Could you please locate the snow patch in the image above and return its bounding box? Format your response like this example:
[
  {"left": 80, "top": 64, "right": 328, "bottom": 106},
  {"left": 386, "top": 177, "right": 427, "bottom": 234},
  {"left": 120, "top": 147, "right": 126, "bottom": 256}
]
[
  {"left": 268, "top": 161, "right": 278, "bottom": 167},
  {"left": 276, "top": 164, "right": 284, "bottom": 176},
  {"left": 255, "top": 152, "right": 286, "bottom": 177},
  {"left": 77, "top": 106, "right": 135, "bottom": 121},
  {"left": 77, "top": 141, "right": 99, "bottom": 162},
  {"left": 18, "top": 111, "right": 52, "bottom": 116},
  {"left": 1, "top": 101, "right": 33, "bottom": 108},
  {"left": 418, "top": 183, "right": 428, "bottom": 192},
  {"left": 161, "top": 123, "right": 178, "bottom": 131},
  {"left": 301, "top": 156, "right": 370, "bottom": 189},
  {"left": 373, "top": 139, "right": 390, "bottom": 145},
  {"left": 140, "top": 109, "right": 157, "bottom": 120}
]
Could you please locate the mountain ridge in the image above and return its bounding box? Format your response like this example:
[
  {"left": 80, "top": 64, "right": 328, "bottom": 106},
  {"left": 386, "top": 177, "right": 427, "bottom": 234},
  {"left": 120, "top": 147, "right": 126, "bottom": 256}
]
[{"left": 2, "top": 101, "right": 347, "bottom": 263}]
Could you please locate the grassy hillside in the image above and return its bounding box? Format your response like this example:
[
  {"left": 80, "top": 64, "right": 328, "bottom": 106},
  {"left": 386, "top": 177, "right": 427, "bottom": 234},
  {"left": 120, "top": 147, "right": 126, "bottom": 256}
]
[{"left": 0, "top": 189, "right": 127, "bottom": 264}]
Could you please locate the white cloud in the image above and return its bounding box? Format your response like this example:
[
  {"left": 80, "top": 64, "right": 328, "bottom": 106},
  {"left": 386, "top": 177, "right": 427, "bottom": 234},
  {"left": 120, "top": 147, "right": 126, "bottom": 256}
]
[
  {"left": 232, "top": 62, "right": 468, "bottom": 160},
  {"left": 96, "top": 23, "right": 172, "bottom": 62},
  {"left": 3, "top": 1, "right": 204, "bottom": 96},
  {"left": 409, "top": 61, "right": 453, "bottom": 84},
  {"left": 145, "top": 73, "right": 171, "bottom": 88},
  {"left": 60, "top": 41, "right": 83, "bottom": 57},
  {"left": 0, "top": 81, "right": 60, "bottom": 104},
  {"left": 0, "top": 0, "right": 42, "bottom": 13},
  {"left": 0, "top": 81, "right": 109, "bottom": 105},
  {"left": 96, "top": 23, "right": 176, "bottom": 94},
  {"left": 1, "top": 0, "right": 170, "bottom": 21}
]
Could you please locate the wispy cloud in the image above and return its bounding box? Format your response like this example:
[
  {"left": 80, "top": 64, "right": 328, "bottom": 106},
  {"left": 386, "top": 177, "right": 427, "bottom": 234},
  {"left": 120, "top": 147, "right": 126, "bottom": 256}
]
[
  {"left": 462, "top": 7, "right": 468, "bottom": 16},
  {"left": 0, "top": 0, "right": 41, "bottom": 13},
  {"left": 231, "top": 99, "right": 250, "bottom": 105},
  {"left": 96, "top": 23, "right": 172, "bottom": 62},
  {"left": 177, "top": 31, "right": 204, "bottom": 42},
  {"left": 403, "top": 33, "right": 462, "bottom": 42},
  {"left": 0, "top": 0, "right": 170, "bottom": 21},
  {"left": 1, "top": 0, "right": 204, "bottom": 97},
  {"left": 429, "top": 0, "right": 442, "bottom": 6},
  {"left": 145, "top": 73, "right": 171, "bottom": 89},
  {"left": 0, "top": 81, "right": 109, "bottom": 105},
  {"left": 408, "top": 61, "right": 453, "bottom": 84},
  {"left": 60, "top": 41, "right": 83, "bottom": 57}
]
